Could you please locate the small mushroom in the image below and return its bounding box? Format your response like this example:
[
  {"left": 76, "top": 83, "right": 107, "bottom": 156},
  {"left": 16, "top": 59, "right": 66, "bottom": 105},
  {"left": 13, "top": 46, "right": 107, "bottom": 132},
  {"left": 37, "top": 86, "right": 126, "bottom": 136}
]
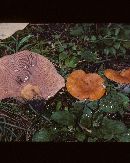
[
  {"left": 66, "top": 70, "right": 106, "bottom": 101},
  {"left": 104, "top": 68, "right": 130, "bottom": 93},
  {"left": 0, "top": 23, "right": 29, "bottom": 40},
  {"left": 21, "top": 84, "right": 40, "bottom": 100},
  {"left": 0, "top": 50, "right": 65, "bottom": 100}
]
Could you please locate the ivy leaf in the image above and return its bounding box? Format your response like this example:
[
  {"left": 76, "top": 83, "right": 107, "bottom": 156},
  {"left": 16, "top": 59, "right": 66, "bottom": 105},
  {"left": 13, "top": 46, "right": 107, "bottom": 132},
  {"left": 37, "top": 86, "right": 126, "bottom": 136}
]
[
  {"left": 123, "top": 41, "right": 130, "bottom": 49},
  {"left": 92, "top": 111, "right": 104, "bottom": 128},
  {"left": 80, "top": 114, "right": 92, "bottom": 129},
  {"left": 117, "top": 129, "right": 130, "bottom": 142},
  {"left": 91, "top": 35, "right": 96, "bottom": 41},
  {"left": 104, "top": 48, "right": 110, "bottom": 55},
  {"left": 32, "top": 128, "right": 53, "bottom": 142},
  {"left": 56, "top": 101, "right": 62, "bottom": 111},
  {"left": 59, "top": 52, "right": 68, "bottom": 61},
  {"left": 59, "top": 46, "right": 65, "bottom": 52},
  {"left": 75, "top": 131, "right": 86, "bottom": 142},
  {"left": 51, "top": 111, "right": 76, "bottom": 126},
  {"left": 88, "top": 137, "right": 98, "bottom": 142},
  {"left": 120, "top": 46, "right": 126, "bottom": 54},
  {"left": 87, "top": 101, "right": 99, "bottom": 111},
  {"left": 94, "top": 117, "right": 127, "bottom": 140},
  {"left": 70, "top": 26, "right": 84, "bottom": 36},
  {"left": 113, "top": 42, "right": 121, "bottom": 50},
  {"left": 70, "top": 101, "right": 85, "bottom": 118},
  {"left": 109, "top": 47, "right": 116, "bottom": 56},
  {"left": 99, "top": 92, "right": 129, "bottom": 114},
  {"left": 80, "top": 50, "right": 97, "bottom": 62},
  {"left": 83, "top": 107, "right": 93, "bottom": 118},
  {"left": 115, "top": 28, "right": 120, "bottom": 36},
  {"left": 65, "top": 56, "right": 78, "bottom": 68}
]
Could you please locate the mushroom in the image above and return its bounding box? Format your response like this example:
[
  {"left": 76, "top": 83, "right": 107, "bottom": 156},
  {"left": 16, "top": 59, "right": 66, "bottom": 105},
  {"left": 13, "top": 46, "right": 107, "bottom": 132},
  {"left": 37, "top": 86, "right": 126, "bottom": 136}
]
[
  {"left": 104, "top": 68, "right": 130, "bottom": 84},
  {"left": 104, "top": 68, "right": 130, "bottom": 93},
  {"left": 66, "top": 70, "right": 106, "bottom": 101},
  {"left": 0, "top": 50, "right": 65, "bottom": 100},
  {"left": 0, "top": 23, "right": 29, "bottom": 40}
]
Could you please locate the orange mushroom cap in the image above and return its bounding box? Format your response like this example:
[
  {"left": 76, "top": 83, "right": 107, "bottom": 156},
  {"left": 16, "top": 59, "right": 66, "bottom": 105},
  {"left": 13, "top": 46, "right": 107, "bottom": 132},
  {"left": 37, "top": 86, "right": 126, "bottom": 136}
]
[
  {"left": 104, "top": 68, "right": 130, "bottom": 84},
  {"left": 120, "top": 68, "right": 130, "bottom": 80},
  {"left": 66, "top": 70, "right": 106, "bottom": 101}
]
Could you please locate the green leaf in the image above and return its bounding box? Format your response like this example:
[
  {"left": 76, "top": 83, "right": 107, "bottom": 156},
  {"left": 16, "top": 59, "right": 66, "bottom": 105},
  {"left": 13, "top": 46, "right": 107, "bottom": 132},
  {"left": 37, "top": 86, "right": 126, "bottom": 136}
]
[
  {"left": 120, "top": 46, "right": 126, "bottom": 54},
  {"left": 32, "top": 128, "right": 53, "bottom": 142},
  {"left": 70, "top": 101, "right": 85, "bottom": 118},
  {"left": 17, "top": 35, "right": 33, "bottom": 50},
  {"left": 80, "top": 114, "right": 92, "bottom": 129},
  {"left": 95, "top": 117, "right": 127, "bottom": 140},
  {"left": 73, "top": 101, "right": 85, "bottom": 110},
  {"left": 59, "top": 51, "right": 68, "bottom": 61},
  {"left": 70, "top": 26, "right": 84, "bottom": 36},
  {"left": 54, "top": 35, "right": 60, "bottom": 39},
  {"left": 92, "top": 111, "right": 104, "bottom": 127},
  {"left": 123, "top": 41, "right": 130, "bottom": 49},
  {"left": 87, "top": 101, "right": 99, "bottom": 111},
  {"left": 56, "top": 101, "right": 62, "bottom": 111},
  {"left": 109, "top": 47, "right": 116, "bottom": 56},
  {"left": 72, "top": 45, "right": 77, "bottom": 51},
  {"left": 58, "top": 46, "right": 64, "bottom": 52},
  {"left": 83, "top": 107, "right": 93, "bottom": 118},
  {"left": 62, "top": 43, "right": 67, "bottom": 49},
  {"left": 104, "top": 40, "right": 113, "bottom": 46},
  {"left": 0, "top": 44, "right": 15, "bottom": 53},
  {"left": 91, "top": 35, "right": 96, "bottom": 41},
  {"left": 80, "top": 50, "right": 97, "bottom": 62},
  {"left": 99, "top": 92, "right": 129, "bottom": 114},
  {"left": 51, "top": 111, "right": 76, "bottom": 126},
  {"left": 88, "top": 137, "right": 97, "bottom": 142},
  {"left": 104, "top": 48, "right": 110, "bottom": 55},
  {"left": 113, "top": 42, "right": 121, "bottom": 49},
  {"left": 75, "top": 131, "right": 86, "bottom": 142},
  {"left": 65, "top": 56, "right": 78, "bottom": 68},
  {"left": 117, "top": 129, "right": 130, "bottom": 142},
  {"left": 115, "top": 28, "right": 120, "bottom": 36}
]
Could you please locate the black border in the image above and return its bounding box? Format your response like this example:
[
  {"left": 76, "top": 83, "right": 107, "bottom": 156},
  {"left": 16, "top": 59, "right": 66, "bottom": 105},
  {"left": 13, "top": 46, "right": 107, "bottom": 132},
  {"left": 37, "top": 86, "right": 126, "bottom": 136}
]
[{"left": 0, "top": 0, "right": 130, "bottom": 22}]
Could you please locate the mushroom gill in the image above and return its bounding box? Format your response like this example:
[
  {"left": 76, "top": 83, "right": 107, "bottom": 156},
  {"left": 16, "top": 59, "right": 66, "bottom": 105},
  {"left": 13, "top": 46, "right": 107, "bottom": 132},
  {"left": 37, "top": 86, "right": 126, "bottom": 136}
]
[
  {"left": 66, "top": 70, "right": 106, "bottom": 101},
  {"left": 0, "top": 50, "right": 65, "bottom": 100}
]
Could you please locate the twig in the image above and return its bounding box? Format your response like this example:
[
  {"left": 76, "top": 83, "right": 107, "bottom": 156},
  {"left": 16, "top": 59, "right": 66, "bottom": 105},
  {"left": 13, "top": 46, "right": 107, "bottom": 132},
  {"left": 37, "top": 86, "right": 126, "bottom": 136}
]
[
  {"left": 28, "top": 104, "right": 51, "bottom": 123},
  {"left": 78, "top": 123, "right": 92, "bottom": 133},
  {"left": 0, "top": 122, "right": 28, "bottom": 131}
]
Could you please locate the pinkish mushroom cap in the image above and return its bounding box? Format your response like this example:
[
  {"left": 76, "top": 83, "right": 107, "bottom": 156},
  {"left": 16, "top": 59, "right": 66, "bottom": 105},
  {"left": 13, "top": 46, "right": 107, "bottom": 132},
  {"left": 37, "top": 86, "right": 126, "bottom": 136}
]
[{"left": 0, "top": 50, "right": 65, "bottom": 100}]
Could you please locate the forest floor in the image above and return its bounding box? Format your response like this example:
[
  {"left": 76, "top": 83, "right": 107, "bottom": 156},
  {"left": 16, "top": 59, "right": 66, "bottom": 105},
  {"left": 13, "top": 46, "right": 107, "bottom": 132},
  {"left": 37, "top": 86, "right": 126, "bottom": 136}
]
[{"left": 0, "top": 23, "right": 130, "bottom": 142}]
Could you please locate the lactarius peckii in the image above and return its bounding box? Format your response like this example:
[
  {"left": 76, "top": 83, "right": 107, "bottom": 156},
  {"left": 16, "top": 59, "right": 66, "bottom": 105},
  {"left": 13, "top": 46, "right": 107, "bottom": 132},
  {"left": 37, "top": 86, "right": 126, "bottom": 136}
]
[
  {"left": 104, "top": 68, "right": 130, "bottom": 93},
  {"left": 66, "top": 70, "right": 106, "bottom": 101},
  {"left": 0, "top": 50, "right": 65, "bottom": 100}
]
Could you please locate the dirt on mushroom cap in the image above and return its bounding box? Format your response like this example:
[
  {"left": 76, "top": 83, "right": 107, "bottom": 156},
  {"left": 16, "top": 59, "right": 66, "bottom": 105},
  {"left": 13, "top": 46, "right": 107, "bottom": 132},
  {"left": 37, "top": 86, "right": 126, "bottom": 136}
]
[
  {"left": 66, "top": 70, "right": 106, "bottom": 101},
  {"left": 104, "top": 68, "right": 130, "bottom": 84}
]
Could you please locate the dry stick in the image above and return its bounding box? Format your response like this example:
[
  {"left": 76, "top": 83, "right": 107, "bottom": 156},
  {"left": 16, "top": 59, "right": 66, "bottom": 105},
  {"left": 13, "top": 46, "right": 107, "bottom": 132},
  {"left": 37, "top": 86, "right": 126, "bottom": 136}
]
[
  {"left": 0, "top": 121, "right": 28, "bottom": 131},
  {"left": 0, "top": 110, "right": 30, "bottom": 126},
  {"left": 25, "top": 104, "right": 51, "bottom": 141},
  {"left": 28, "top": 104, "right": 51, "bottom": 123},
  {"left": 78, "top": 123, "right": 92, "bottom": 133}
]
